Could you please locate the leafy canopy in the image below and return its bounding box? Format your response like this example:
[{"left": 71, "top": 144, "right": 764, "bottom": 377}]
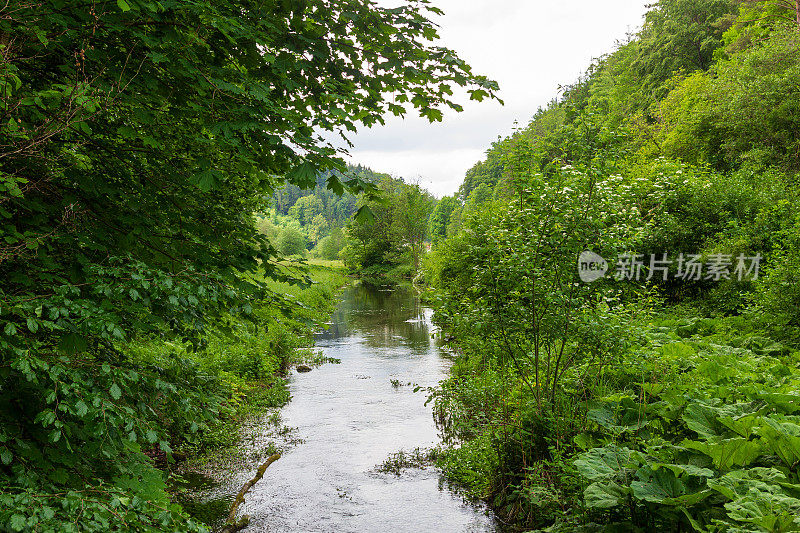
[{"left": 0, "top": 0, "right": 497, "bottom": 529}]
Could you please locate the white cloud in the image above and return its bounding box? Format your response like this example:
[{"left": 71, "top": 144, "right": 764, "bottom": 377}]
[
  {"left": 345, "top": 148, "right": 487, "bottom": 198},
  {"left": 338, "top": 0, "right": 649, "bottom": 196}
]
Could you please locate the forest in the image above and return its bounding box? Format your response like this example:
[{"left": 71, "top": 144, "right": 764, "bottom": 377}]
[
  {"left": 2, "top": 0, "right": 800, "bottom": 531},
  {"left": 419, "top": 0, "right": 800, "bottom": 531},
  {"left": 0, "top": 0, "right": 496, "bottom": 530},
  {"left": 262, "top": 165, "right": 438, "bottom": 285}
]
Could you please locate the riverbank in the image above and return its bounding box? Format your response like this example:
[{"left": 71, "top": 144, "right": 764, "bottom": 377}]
[
  {"left": 189, "top": 283, "right": 499, "bottom": 532},
  {"left": 164, "top": 260, "right": 350, "bottom": 529},
  {"left": 423, "top": 282, "right": 800, "bottom": 531}
]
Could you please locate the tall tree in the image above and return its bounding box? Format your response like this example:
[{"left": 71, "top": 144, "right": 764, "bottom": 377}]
[
  {"left": 739, "top": 0, "right": 800, "bottom": 28},
  {"left": 428, "top": 196, "right": 460, "bottom": 244},
  {"left": 289, "top": 195, "right": 325, "bottom": 225},
  {"left": 0, "top": 0, "right": 497, "bottom": 527},
  {"left": 633, "top": 0, "right": 736, "bottom": 105},
  {"left": 391, "top": 183, "right": 436, "bottom": 272}
]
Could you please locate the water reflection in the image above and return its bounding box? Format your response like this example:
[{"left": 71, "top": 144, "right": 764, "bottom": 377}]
[
  {"left": 317, "top": 284, "right": 434, "bottom": 353},
  {"left": 236, "top": 283, "right": 498, "bottom": 533}
]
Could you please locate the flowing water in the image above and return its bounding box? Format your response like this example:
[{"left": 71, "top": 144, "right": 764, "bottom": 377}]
[{"left": 234, "top": 283, "right": 499, "bottom": 532}]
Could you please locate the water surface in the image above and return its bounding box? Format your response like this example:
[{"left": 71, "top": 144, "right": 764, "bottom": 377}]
[{"left": 240, "top": 283, "right": 498, "bottom": 532}]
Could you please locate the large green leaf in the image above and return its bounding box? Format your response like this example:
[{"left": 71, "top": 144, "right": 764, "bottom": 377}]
[
  {"left": 587, "top": 397, "right": 649, "bottom": 435},
  {"left": 630, "top": 466, "right": 712, "bottom": 506},
  {"left": 710, "top": 469, "right": 787, "bottom": 498},
  {"left": 682, "top": 402, "right": 732, "bottom": 440},
  {"left": 757, "top": 418, "right": 800, "bottom": 468},
  {"left": 683, "top": 438, "right": 763, "bottom": 469},
  {"left": 757, "top": 393, "right": 800, "bottom": 415},
  {"left": 584, "top": 481, "right": 630, "bottom": 509},
  {"left": 719, "top": 477, "right": 800, "bottom": 533},
  {"left": 631, "top": 466, "right": 685, "bottom": 502},
  {"left": 719, "top": 414, "right": 764, "bottom": 439},
  {"left": 650, "top": 462, "right": 716, "bottom": 479},
  {"left": 574, "top": 446, "right": 639, "bottom": 481}
]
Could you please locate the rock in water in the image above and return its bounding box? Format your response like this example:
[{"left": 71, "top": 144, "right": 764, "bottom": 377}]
[{"left": 296, "top": 364, "right": 312, "bottom": 373}]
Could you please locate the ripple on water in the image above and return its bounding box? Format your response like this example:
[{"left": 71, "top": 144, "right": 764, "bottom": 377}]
[{"left": 198, "top": 284, "right": 500, "bottom": 532}]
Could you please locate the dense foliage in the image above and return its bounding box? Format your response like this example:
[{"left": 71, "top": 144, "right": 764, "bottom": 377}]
[
  {"left": 341, "top": 175, "right": 436, "bottom": 285},
  {"left": 0, "top": 0, "right": 496, "bottom": 529},
  {"left": 424, "top": 1, "right": 800, "bottom": 531},
  {"left": 261, "top": 165, "right": 387, "bottom": 259}
]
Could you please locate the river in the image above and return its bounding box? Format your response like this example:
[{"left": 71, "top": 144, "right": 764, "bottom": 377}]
[{"left": 229, "top": 283, "right": 499, "bottom": 532}]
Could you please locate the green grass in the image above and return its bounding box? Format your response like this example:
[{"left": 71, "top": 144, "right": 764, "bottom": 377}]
[
  {"left": 124, "top": 261, "right": 350, "bottom": 528},
  {"left": 192, "top": 260, "right": 349, "bottom": 445},
  {"left": 306, "top": 258, "right": 345, "bottom": 270}
]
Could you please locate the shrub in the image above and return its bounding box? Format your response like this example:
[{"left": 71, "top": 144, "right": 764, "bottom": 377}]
[{"left": 276, "top": 226, "right": 307, "bottom": 255}]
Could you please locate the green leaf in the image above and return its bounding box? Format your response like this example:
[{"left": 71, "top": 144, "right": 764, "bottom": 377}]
[
  {"left": 326, "top": 175, "right": 345, "bottom": 196},
  {"left": 757, "top": 418, "right": 800, "bottom": 467},
  {"left": 719, "top": 414, "right": 763, "bottom": 438},
  {"left": 683, "top": 437, "right": 763, "bottom": 469},
  {"left": 422, "top": 107, "right": 443, "bottom": 122},
  {"left": 631, "top": 467, "right": 685, "bottom": 503},
  {"left": 630, "top": 466, "right": 712, "bottom": 506},
  {"left": 650, "top": 462, "right": 715, "bottom": 479},
  {"left": 0, "top": 447, "right": 12, "bottom": 465},
  {"left": 682, "top": 402, "right": 727, "bottom": 440},
  {"left": 190, "top": 169, "right": 219, "bottom": 192},
  {"left": 713, "top": 471, "right": 800, "bottom": 532},
  {"left": 573, "top": 432, "right": 599, "bottom": 450},
  {"left": 584, "top": 481, "right": 629, "bottom": 509},
  {"left": 469, "top": 89, "right": 489, "bottom": 101},
  {"left": 58, "top": 332, "right": 88, "bottom": 354},
  {"left": 112, "top": 462, "right": 168, "bottom": 502},
  {"left": 708, "top": 468, "right": 798, "bottom": 501},
  {"left": 288, "top": 161, "right": 318, "bottom": 189},
  {"left": 757, "top": 393, "right": 800, "bottom": 415},
  {"left": 354, "top": 205, "right": 375, "bottom": 224},
  {"left": 9, "top": 514, "right": 26, "bottom": 532},
  {"left": 117, "top": 125, "right": 136, "bottom": 138},
  {"left": 586, "top": 398, "right": 648, "bottom": 434},
  {"left": 109, "top": 383, "right": 122, "bottom": 400},
  {"left": 661, "top": 341, "right": 696, "bottom": 359},
  {"left": 116, "top": 0, "right": 130, "bottom": 11},
  {"left": 574, "top": 446, "right": 638, "bottom": 481},
  {"left": 74, "top": 400, "right": 88, "bottom": 417}
]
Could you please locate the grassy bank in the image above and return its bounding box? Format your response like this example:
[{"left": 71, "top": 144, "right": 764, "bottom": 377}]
[
  {"left": 130, "top": 260, "right": 349, "bottom": 529},
  {"left": 426, "top": 301, "right": 800, "bottom": 531}
]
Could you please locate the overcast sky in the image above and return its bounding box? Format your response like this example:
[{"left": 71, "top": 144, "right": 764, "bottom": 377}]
[{"left": 337, "top": 0, "right": 650, "bottom": 197}]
